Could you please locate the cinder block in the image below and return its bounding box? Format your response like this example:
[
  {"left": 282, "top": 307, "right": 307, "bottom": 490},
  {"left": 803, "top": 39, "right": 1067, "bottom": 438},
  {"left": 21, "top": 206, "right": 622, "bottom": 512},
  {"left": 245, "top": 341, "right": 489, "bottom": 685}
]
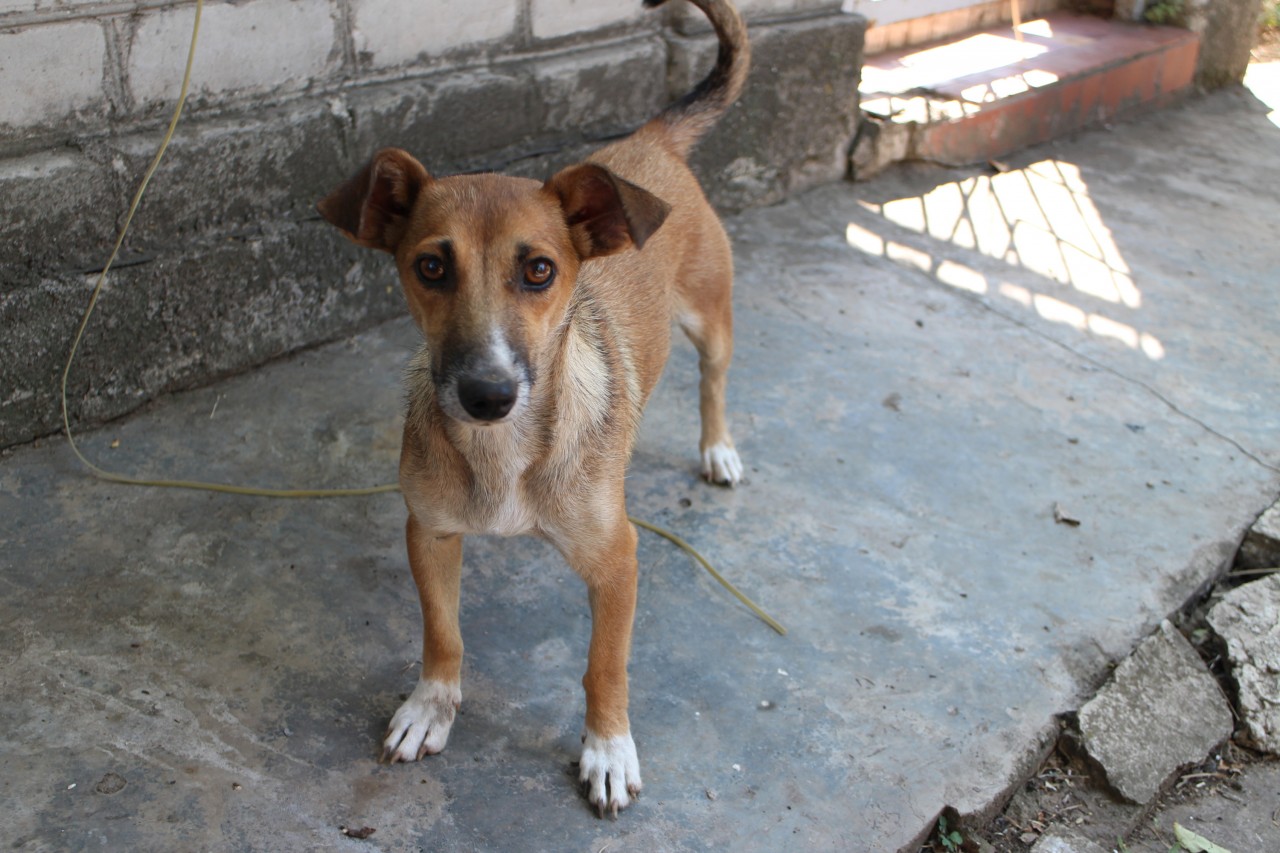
[
  {"left": 0, "top": 0, "right": 107, "bottom": 12},
  {"left": 128, "top": 0, "right": 337, "bottom": 108},
  {"left": 0, "top": 276, "right": 87, "bottom": 447},
  {"left": 530, "top": 0, "right": 646, "bottom": 40},
  {"left": 0, "top": 151, "right": 117, "bottom": 280},
  {"left": 670, "top": 0, "right": 843, "bottom": 33},
  {"left": 347, "top": 68, "right": 544, "bottom": 174},
  {"left": 350, "top": 0, "right": 518, "bottom": 68},
  {"left": 3, "top": 224, "right": 404, "bottom": 447},
  {"left": 531, "top": 37, "right": 666, "bottom": 139},
  {"left": 0, "top": 22, "right": 106, "bottom": 128},
  {"left": 501, "top": 140, "right": 598, "bottom": 182},
  {"left": 736, "top": 0, "right": 841, "bottom": 14},
  {"left": 671, "top": 11, "right": 865, "bottom": 211},
  {"left": 108, "top": 102, "right": 349, "bottom": 245}
]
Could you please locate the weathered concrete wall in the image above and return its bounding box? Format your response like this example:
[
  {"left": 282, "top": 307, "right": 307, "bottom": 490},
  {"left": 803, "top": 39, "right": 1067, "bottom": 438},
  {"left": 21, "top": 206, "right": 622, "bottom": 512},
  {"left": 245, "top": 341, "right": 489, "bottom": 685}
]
[{"left": 0, "top": 0, "right": 865, "bottom": 449}]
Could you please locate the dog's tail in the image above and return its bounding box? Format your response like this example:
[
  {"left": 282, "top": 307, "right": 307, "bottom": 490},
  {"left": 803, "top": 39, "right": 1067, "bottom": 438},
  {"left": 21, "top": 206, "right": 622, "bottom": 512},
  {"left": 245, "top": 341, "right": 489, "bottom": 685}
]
[{"left": 644, "top": 0, "right": 750, "bottom": 157}]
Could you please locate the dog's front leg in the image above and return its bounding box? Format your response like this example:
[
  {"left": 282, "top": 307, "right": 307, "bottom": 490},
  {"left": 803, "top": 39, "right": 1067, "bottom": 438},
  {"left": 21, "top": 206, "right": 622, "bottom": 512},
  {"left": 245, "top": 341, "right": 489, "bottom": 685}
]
[
  {"left": 383, "top": 518, "right": 464, "bottom": 762},
  {"left": 561, "top": 516, "right": 642, "bottom": 816}
]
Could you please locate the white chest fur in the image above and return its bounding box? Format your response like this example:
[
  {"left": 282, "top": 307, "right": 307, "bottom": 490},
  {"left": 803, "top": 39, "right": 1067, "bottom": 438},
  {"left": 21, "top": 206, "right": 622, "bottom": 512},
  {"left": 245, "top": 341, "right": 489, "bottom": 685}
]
[{"left": 446, "top": 422, "right": 537, "bottom": 537}]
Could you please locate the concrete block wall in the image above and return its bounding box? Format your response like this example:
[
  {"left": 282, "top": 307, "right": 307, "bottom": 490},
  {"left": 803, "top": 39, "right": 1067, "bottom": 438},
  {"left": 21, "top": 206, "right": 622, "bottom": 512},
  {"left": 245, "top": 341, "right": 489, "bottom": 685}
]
[
  {"left": 0, "top": 0, "right": 864, "bottom": 450},
  {"left": 860, "top": 0, "right": 1061, "bottom": 55}
]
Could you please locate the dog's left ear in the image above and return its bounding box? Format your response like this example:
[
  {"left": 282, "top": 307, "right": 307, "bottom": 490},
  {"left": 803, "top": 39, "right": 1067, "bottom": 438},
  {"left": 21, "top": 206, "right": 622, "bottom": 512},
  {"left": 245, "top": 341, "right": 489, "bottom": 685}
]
[
  {"left": 544, "top": 164, "right": 671, "bottom": 259},
  {"left": 317, "top": 148, "right": 431, "bottom": 253}
]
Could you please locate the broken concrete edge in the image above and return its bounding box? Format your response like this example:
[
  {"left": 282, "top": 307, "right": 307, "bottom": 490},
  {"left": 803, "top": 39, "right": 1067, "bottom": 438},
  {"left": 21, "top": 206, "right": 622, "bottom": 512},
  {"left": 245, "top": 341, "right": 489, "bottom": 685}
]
[
  {"left": 1074, "top": 621, "right": 1234, "bottom": 803},
  {"left": 896, "top": 724, "right": 1062, "bottom": 853},
  {"left": 0, "top": 11, "right": 868, "bottom": 452},
  {"left": 909, "top": 567, "right": 1275, "bottom": 852},
  {"left": 1236, "top": 497, "right": 1280, "bottom": 571},
  {"left": 849, "top": 113, "right": 911, "bottom": 182},
  {"left": 1207, "top": 573, "right": 1280, "bottom": 755}
]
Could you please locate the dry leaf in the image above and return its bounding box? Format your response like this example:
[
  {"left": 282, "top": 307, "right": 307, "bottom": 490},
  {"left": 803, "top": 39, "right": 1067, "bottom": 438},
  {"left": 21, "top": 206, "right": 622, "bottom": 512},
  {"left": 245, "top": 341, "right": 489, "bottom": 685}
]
[
  {"left": 1173, "top": 822, "right": 1232, "bottom": 853},
  {"left": 1053, "top": 503, "right": 1081, "bottom": 527}
]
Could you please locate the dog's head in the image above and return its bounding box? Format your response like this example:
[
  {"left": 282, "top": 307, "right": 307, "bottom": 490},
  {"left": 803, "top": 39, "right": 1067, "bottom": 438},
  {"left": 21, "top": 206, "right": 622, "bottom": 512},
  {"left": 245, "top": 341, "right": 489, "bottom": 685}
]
[{"left": 318, "top": 149, "right": 669, "bottom": 426}]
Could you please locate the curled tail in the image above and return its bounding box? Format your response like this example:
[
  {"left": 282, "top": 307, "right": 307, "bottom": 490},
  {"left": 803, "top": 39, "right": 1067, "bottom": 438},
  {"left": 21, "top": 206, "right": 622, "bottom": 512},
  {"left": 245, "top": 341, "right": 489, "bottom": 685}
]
[{"left": 644, "top": 0, "right": 750, "bottom": 157}]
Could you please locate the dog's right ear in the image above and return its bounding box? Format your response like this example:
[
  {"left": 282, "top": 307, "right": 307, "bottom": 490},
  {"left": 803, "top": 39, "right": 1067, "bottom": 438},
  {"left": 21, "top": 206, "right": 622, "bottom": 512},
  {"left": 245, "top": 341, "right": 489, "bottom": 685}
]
[{"left": 317, "top": 148, "right": 430, "bottom": 253}]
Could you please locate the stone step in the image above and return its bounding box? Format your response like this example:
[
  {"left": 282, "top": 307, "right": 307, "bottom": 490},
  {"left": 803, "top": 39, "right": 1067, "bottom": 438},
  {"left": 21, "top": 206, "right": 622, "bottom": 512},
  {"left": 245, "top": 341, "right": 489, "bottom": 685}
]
[{"left": 854, "top": 12, "right": 1200, "bottom": 176}]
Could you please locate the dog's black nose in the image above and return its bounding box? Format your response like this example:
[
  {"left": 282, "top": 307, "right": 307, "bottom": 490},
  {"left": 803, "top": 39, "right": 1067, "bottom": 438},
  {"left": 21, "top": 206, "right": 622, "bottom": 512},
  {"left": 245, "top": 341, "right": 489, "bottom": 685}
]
[{"left": 457, "top": 376, "right": 518, "bottom": 421}]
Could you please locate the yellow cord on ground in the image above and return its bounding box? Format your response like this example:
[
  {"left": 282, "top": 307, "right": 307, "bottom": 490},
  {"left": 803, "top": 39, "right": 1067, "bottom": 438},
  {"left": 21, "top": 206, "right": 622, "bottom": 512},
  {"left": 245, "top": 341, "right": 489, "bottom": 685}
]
[
  {"left": 56, "top": 0, "right": 783, "bottom": 634},
  {"left": 632, "top": 517, "right": 787, "bottom": 635}
]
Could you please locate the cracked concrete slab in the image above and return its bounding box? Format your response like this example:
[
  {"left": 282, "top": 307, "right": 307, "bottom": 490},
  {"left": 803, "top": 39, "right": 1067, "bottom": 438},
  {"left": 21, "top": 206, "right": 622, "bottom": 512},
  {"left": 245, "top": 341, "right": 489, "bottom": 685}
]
[{"left": 2, "top": 80, "right": 1279, "bottom": 850}]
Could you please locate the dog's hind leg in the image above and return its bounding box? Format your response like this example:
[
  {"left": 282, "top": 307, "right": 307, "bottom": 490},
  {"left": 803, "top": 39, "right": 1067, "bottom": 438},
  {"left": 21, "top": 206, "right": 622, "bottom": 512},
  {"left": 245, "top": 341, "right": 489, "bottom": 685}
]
[
  {"left": 677, "top": 262, "right": 743, "bottom": 486},
  {"left": 382, "top": 520, "right": 464, "bottom": 762}
]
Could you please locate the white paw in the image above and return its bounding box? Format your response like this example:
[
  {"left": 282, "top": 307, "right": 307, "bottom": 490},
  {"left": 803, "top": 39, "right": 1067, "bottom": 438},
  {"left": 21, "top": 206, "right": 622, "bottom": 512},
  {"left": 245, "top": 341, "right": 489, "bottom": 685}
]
[
  {"left": 701, "top": 441, "right": 743, "bottom": 486},
  {"left": 382, "top": 678, "right": 461, "bottom": 763},
  {"left": 579, "top": 730, "right": 642, "bottom": 817}
]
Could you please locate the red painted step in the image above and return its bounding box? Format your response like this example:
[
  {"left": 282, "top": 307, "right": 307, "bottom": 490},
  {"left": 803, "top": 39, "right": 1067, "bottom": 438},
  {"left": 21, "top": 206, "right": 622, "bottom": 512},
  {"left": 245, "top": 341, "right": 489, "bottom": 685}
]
[{"left": 858, "top": 12, "right": 1200, "bottom": 167}]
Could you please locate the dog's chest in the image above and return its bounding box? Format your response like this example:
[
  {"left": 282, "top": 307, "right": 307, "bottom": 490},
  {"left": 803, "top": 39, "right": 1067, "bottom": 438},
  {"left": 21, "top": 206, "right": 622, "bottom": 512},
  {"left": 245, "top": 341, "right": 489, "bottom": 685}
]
[
  {"left": 440, "top": 428, "right": 539, "bottom": 537},
  {"left": 471, "top": 477, "right": 536, "bottom": 538}
]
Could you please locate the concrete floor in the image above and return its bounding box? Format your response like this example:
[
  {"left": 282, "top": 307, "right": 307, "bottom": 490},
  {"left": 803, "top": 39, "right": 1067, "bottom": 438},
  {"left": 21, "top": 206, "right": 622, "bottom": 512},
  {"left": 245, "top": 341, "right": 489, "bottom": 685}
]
[{"left": 3, "top": 70, "right": 1279, "bottom": 852}]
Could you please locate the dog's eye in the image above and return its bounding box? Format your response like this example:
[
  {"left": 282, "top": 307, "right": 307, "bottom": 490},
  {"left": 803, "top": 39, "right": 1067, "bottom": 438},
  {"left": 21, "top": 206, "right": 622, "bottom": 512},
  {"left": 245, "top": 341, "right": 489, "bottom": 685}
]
[
  {"left": 523, "top": 258, "right": 556, "bottom": 290},
  {"left": 415, "top": 254, "right": 446, "bottom": 285}
]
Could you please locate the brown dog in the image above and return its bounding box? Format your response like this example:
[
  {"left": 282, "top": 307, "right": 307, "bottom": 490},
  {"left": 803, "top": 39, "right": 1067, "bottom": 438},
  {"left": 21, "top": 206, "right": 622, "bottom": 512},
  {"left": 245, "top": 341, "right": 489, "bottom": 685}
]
[{"left": 317, "top": 0, "right": 749, "bottom": 816}]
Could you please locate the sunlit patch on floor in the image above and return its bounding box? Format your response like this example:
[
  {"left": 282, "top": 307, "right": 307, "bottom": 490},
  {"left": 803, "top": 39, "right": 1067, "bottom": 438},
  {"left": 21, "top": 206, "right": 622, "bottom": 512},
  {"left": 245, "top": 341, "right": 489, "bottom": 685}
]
[{"left": 845, "top": 158, "right": 1166, "bottom": 360}]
